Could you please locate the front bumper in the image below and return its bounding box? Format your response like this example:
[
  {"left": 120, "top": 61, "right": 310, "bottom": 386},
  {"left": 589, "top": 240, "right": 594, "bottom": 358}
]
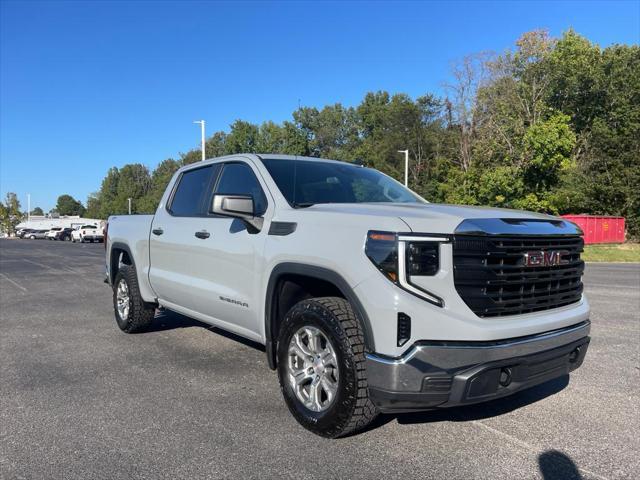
[{"left": 366, "top": 320, "right": 590, "bottom": 413}]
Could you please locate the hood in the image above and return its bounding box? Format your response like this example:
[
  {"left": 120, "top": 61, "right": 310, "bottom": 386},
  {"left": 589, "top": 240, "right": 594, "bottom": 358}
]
[{"left": 301, "top": 203, "right": 564, "bottom": 234}]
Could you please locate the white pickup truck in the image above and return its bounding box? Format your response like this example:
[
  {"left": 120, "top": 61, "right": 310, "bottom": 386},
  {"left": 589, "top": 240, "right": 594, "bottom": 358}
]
[{"left": 106, "top": 154, "right": 590, "bottom": 437}]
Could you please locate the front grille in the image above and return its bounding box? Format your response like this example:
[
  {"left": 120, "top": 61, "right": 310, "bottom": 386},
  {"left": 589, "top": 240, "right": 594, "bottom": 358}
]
[{"left": 453, "top": 235, "right": 584, "bottom": 317}]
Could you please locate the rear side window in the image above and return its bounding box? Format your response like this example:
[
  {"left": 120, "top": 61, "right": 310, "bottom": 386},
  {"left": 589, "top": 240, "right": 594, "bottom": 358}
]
[
  {"left": 215, "top": 163, "right": 267, "bottom": 215},
  {"left": 170, "top": 165, "right": 216, "bottom": 216}
]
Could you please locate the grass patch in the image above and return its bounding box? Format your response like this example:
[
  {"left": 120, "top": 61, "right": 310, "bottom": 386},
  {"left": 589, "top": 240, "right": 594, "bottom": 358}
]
[{"left": 582, "top": 243, "right": 640, "bottom": 262}]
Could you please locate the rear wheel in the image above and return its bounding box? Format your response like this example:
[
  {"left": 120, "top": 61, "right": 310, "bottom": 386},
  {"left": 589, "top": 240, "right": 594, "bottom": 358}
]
[
  {"left": 277, "top": 297, "right": 378, "bottom": 438},
  {"left": 112, "top": 265, "right": 155, "bottom": 333}
]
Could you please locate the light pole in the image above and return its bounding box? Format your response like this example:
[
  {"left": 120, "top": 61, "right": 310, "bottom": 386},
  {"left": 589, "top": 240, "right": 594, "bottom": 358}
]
[
  {"left": 193, "top": 120, "right": 206, "bottom": 161},
  {"left": 27, "top": 193, "right": 31, "bottom": 222},
  {"left": 398, "top": 150, "right": 409, "bottom": 187},
  {"left": 128, "top": 198, "right": 132, "bottom": 215}
]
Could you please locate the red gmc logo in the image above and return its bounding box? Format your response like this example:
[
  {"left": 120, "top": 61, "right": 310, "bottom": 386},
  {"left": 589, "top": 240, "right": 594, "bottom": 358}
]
[{"left": 523, "top": 250, "right": 569, "bottom": 267}]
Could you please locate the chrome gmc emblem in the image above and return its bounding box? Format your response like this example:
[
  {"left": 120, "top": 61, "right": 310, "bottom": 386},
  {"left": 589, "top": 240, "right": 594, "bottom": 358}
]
[{"left": 523, "top": 250, "right": 568, "bottom": 267}]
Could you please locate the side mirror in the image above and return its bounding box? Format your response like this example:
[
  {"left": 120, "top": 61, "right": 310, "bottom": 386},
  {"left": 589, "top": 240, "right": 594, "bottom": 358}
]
[{"left": 211, "top": 194, "right": 263, "bottom": 232}]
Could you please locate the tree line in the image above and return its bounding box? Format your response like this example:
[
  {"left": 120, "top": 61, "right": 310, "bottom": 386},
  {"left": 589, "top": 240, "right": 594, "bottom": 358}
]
[{"left": 3, "top": 29, "right": 638, "bottom": 238}]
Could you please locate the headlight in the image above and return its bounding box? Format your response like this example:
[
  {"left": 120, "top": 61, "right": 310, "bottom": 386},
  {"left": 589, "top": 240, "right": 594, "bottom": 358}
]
[
  {"left": 406, "top": 241, "right": 439, "bottom": 276},
  {"left": 365, "top": 231, "right": 447, "bottom": 307},
  {"left": 365, "top": 231, "right": 398, "bottom": 281}
]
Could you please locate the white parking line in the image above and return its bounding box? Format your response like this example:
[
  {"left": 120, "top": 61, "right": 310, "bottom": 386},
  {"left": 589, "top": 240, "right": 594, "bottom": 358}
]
[
  {"left": 0, "top": 272, "right": 28, "bottom": 292},
  {"left": 22, "top": 258, "right": 55, "bottom": 270}
]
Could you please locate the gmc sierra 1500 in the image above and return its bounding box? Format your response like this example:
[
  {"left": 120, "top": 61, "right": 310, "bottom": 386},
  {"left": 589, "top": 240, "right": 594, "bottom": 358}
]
[{"left": 106, "top": 154, "right": 590, "bottom": 437}]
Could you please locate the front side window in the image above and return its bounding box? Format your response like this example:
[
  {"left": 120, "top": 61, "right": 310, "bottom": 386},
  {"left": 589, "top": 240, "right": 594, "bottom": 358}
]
[
  {"left": 261, "top": 159, "right": 425, "bottom": 207},
  {"left": 215, "top": 163, "right": 267, "bottom": 215},
  {"left": 169, "top": 165, "right": 215, "bottom": 216}
]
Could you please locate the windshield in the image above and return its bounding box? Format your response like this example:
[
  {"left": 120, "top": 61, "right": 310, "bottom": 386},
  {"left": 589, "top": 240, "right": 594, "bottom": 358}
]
[{"left": 261, "top": 159, "right": 425, "bottom": 207}]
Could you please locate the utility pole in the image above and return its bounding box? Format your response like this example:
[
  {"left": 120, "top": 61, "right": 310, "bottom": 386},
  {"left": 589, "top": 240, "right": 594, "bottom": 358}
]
[
  {"left": 128, "top": 198, "right": 132, "bottom": 215},
  {"left": 398, "top": 150, "right": 409, "bottom": 187},
  {"left": 193, "top": 120, "right": 206, "bottom": 161}
]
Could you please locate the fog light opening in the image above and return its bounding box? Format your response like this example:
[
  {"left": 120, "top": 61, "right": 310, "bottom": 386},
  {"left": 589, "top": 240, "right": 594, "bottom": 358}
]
[
  {"left": 568, "top": 347, "right": 581, "bottom": 364},
  {"left": 499, "top": 367, "right": 512, "bottom": 387}
]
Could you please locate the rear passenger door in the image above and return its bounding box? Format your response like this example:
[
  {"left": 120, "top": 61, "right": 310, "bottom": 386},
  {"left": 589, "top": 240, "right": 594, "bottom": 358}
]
[{"left": 148, "top": 163, "right": 220, "bottom": 314}]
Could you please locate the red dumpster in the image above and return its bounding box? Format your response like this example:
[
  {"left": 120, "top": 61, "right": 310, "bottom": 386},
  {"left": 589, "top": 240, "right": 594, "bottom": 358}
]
[{"left": 561, "top": 215, "right": 626, "bottom": 244}]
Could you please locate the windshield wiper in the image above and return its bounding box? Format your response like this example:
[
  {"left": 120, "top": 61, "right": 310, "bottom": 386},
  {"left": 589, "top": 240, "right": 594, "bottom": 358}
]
[{"left": 292, "top": 202, "right": 315, "bottom": 209}]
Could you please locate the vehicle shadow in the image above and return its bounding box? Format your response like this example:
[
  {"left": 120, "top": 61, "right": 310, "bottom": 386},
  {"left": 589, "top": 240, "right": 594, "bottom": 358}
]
[
  {"left": 140, "top": 308, "right": 266, "bottom": 352},
  {"left": 538, "top": 450, "right": 584, "bottom": 480},
  {"left": 140, "top": 308, "right": 569, "bottom": 441},
  {"left": 360, "top": 375, "right": 570, "bottom": 433}
]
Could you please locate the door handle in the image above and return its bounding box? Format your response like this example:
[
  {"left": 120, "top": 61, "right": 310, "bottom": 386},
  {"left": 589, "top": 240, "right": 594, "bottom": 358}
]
[
  {"left": 152, "top": 228, "right": 164, "bottom": 236},
  {"left": 194, "top": 230, "right": 210, "bottom": 239}
]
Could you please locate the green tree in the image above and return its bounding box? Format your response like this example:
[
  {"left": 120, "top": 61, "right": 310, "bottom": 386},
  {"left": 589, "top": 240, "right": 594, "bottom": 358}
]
[
  {"left": 97, "top": 167, "right": 120, "bottom": 217},
  {"left": 30, "top": 206, "right": 44, "bottom": 216},
  {"left": 85, "top": 194, "right": 102, "bottom": 219},
  {"left": 294, "top": 104, "right": 359, "bottom": 160},
  {"left": 205, "top": 131, "right": 227, "bottom": 159},
  {"left": 56, "top": 194, "right": 86, "bottom": 216},
  {"left": 138, "top": 158, "right": 181, "bottom": 213},
  {"left": 224, "top": 120, "right": 260, "bottom": 154},
  {"left": 0, "top": 193, "right": 22, "bottom": 236},
  {"left": 521, "top": 112, "right": 576, "bottom": 192},
  {"left": 113, "top": 164, "right": 151, "bottom": 214}
]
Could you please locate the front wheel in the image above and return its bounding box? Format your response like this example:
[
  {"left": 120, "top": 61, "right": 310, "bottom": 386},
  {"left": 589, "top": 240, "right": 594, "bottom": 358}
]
[
  {"left": 112, "top": 265, "right": 155, "bottom": 333},
  {"left": 277, "top": 297, "right": 378, "bottom": 438}
]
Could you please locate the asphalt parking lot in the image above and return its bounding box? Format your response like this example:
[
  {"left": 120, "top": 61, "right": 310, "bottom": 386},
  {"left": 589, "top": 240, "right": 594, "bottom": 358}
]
[{"left": 0, "top": 238, "right": 638, "bottom": 480}]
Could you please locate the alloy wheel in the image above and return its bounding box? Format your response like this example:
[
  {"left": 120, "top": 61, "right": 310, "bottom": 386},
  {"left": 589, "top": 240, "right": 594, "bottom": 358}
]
[
  {"left": 287, "top": 326, "right": 339, "bottom": 412},
  {"left": 116, "top": 279, "right": 130, "bottom": 321}
]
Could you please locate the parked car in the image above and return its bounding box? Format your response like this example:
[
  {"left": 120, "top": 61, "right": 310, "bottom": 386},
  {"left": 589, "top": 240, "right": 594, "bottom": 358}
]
[
  {"left": 26, "top": 229, "right": 48, "bottom": 239},
  {"left": 57, "top": 228, "right": 73, "bottom": 241},
  {"left": 44, "top": 227, "right": 73, "bottom": 241},
  {"left": 72, "top": 225, "right": 104, "bottom": 243},
  {"left": 106, "top": 154, "right": 590, "bottom": 438},
  {"left": 17, "top": 228, "right": 34, "bottom": 239},
  {"left": 45, "top": 227, "right": 63, "bottom": 240}
]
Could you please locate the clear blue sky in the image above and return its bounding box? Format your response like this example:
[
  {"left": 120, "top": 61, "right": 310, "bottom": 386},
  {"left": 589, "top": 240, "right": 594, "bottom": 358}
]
[{"left": 1, "top": 0, "right": 638, "bottom": 211}]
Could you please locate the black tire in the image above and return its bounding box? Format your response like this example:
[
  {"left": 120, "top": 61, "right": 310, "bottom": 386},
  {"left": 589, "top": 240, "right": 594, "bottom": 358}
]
[
  {"left": 277, "top": 297, "right": 378, "bottom": 438},
  {"left": 112, "top": 265, "right": 155, "bottom": 333}
]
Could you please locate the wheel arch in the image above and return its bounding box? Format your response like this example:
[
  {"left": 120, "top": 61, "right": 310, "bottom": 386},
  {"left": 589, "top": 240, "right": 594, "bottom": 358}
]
[
  {"left": 264, "top": 262, "right": 375, "bottom": 370},
  {"left": 109, "top": 242, "right": 136, "bottom": 286}
]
